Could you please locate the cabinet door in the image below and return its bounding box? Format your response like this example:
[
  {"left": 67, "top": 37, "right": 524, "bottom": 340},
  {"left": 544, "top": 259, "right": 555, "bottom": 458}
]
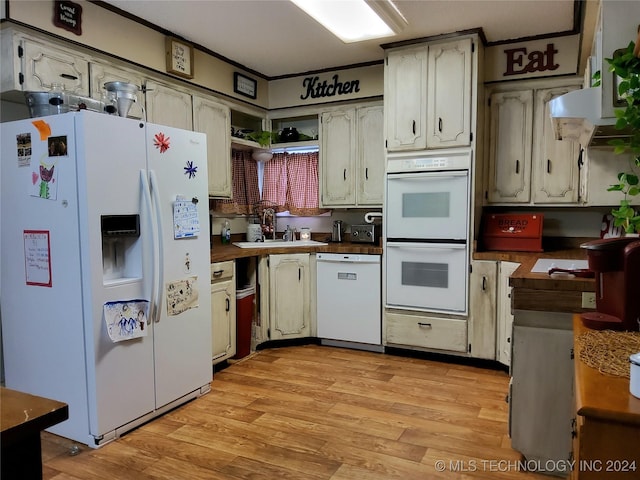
[
  {"left": 426, "top": 38, "right": 472, "bottom": 148},
  {"left": 468, "top": 260, "right": 497, "bottom": 360},
  {"left": 532, "top": 86, "right": 581, "bottom": 203},
  {"left": 487, "top": 90, "right": 533, "bottom": 203},
  {"left": 269, "top": 254, "right": 310, "bottom": 340},
  {"left": 211, "top": 280, "right": 236, "bottom": 364},
  {"left": 193, "top": 96, "right": 232, "bottom": 198},
  {"left": 357, "top": 105, "right": 384, "bottom": 206},
  {"left": 145, "top": 81, "right": 193, "bottom": 130},
  {"left": 89, "top": 61, "right": 145, "bottom": 119},
  {"left": 321, "top": 109, "right": 357, "bottom": 206},
  {"left": 384, "top": 46, "right": 428, "bottom": 151},
  {"left": 21, "top": 37, "right": 89, "bottom": 94},
  {"left": 497, "top": 262, "right": 519, "bottom": 366}
]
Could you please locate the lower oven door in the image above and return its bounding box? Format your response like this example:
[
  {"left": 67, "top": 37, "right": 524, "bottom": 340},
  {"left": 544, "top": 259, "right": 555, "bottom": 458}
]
[{"left": 386, "top": 242, "right": 467, "bottom": 314}]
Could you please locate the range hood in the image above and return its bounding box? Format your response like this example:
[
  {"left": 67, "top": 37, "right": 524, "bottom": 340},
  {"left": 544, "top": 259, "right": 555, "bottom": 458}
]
[
  {"left": 549, "top": 86, "right": 632, "bottom": 147},
  {"left": 549, "top": 0, "right": 638, "bottom": 148}
]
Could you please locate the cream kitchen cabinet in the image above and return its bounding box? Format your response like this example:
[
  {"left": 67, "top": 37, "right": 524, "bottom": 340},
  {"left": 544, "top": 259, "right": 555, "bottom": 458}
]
[
  {"left": 486, "top": 82, "right": 582, "bottom": 204},
  {"left": 89, "top": 61, "right": 145, "bottom": 118},
  {"left": 321, "top": 104, "right": 384, "bottom": 207},
  {"left": 426, "top": 38, "right": 473, "bottom": 149},
  {"left": 384, "top": 37, "right": 473, "bottom": 152},
  {"left": 496, "top": 261, "right": 519, "bottom": 366},
  {"left": 384, "top": 44, "right": 428, "bottom": 151},
  {"left": 258, "top": 254, "right": 314, "bottom": 342},
  {"left": 0, "top": 29, "right": 89, "bottom": 95},
  {"left": 193, "top": 96, "right": 232, "bottom": 198},
  {"left": 486, "top": 90, "right": 533, "bottom": 203},
  {"left": 144, "top": 80, "right": 193, "bottom": 130},
  {"left": 210, "top": 261, "right": 236, "bottom": 364},
  {"left": 468, "top": 260, "right": 497, "bottom": 360}
]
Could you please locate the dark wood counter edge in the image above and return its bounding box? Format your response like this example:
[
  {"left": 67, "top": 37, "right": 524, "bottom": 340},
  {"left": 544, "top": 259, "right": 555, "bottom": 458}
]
[
  {"left": 0, "top": 387, "right": 69, "bottom": 445},
  {"left": 211, "top": 242, "right": 383, "bottom": 263},
  {"left": 573, "top": 315, "right": 640, "bottom": 426}
]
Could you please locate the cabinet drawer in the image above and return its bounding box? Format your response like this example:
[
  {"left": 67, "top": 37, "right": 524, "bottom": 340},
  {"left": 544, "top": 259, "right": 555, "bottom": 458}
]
[
  {"left": 211, "top": 261, "right": 234, "bottom": 283},
  {"left": 385, "top": 311, "right": 467, "bottom": 352}
]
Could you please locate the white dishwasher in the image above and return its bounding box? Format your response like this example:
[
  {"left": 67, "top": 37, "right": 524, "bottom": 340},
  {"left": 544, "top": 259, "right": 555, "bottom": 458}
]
[{"left": 316, "top": 253, "right": 382, "bottom": 350}]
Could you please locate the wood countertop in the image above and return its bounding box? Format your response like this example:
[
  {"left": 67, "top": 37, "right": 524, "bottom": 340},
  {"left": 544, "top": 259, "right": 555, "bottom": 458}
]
[
  {"left": 211, "top": 235, "right": 382, "bottom": 263},
  {"left": 573, "top": 315, "right": 640, "bottom": 426},
  {"left": 474, "top": 238, "right": 597, "bottom": 313}
]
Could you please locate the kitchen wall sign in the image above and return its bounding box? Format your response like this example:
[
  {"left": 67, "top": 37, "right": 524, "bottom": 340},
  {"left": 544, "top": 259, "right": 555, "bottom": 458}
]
[
  {"left": 234, "top": 72, "right": 257, "bottom": 99},
  {"left": 166, "top": 36, "right": 194, "bottom": 79},
  {"left": 300, "top": 74, "right": 361, "bottom": 100},
  {"left": 53, "top": 0, "right": 82, "bottom": 36},
  {"left": 485, "top": 35, "right": 579, "bottom": 82}
]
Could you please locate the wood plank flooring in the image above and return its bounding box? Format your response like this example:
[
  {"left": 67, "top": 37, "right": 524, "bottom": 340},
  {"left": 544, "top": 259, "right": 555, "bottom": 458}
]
[{"left": 42, "top": 345, "right": 553, "bottom": 480}]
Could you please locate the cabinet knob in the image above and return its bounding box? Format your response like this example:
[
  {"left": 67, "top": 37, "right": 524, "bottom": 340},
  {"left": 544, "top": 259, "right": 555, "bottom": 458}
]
[
  {"left": 365, "top": 168, "right": 369, "bottom": 180},
  {"left": 547, "top": 159, "right": 552, "bottom": 174},
  {"left": 438, "top": 117, "right": 443, "bottom": 132},
  {"left": 412, "top": 120, "right": 416, "bottom": 134},
  {"left": 515, "top": 159, "right": 520, "bottom": 174},
  {"left": 225, "top": 298, "right": 230, "bottom": 312},
  {"left": 343, "top": 169, "right": 347, "bottom": 181}
]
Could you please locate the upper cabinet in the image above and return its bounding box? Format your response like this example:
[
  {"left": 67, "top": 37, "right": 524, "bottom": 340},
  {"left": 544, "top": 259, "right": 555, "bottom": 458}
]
[
  {"left": 145, "top": 80, "right": 193, "bottom": 130},
  {"left": 485, "top": 80, "right": 582, "bottom": 205},
  {"left": 321, "top": 103, "right": 384, "bottom": 207},
  {"left": 384, "top": 45, "right": 428, "bottom": 151},
  {"left": 385, "top": 37, "right": 474, "bottom": 152},
  {"left": 426, "top": 38, "right": 473, "bottom": 149},
  {"left": 89, "top": 61, "right": 145, "bottom": 119},
  {"left": 1, "top": 30, "right": 89, "bottom": 95},
  {"left": 193, "top": 96, "right": 232, "bottom": 198}
]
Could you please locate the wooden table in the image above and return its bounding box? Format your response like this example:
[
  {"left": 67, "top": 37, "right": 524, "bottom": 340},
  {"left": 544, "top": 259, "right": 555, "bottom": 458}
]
[
  {"left": 1, "top": 387, "right": 68, "bottom": 480},
  {"left": 572, "top": 316, "right": 640, "bottom": 479}
]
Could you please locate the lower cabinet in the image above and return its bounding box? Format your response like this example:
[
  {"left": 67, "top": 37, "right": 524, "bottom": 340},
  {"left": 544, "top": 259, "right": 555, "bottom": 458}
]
[
  {"left": 210, "top": 261, "right": 236, "bottom": 364},
  {"left": 497, "top": 261, "right": 520, "bottom": 366},
  {"left": 468, "top": 260, "right": 498, "bottom": 360},
  {"left": 258, "top": 253, "right": 316, "bottom": 342},
  {"left": 510, "top": 311, "right": 574, "bottom": 474}
]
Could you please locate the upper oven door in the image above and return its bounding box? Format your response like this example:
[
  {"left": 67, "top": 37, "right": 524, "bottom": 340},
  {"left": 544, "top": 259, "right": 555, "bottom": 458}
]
[{"left": 386, "top": 170, "right": 469, "bottom": 241}]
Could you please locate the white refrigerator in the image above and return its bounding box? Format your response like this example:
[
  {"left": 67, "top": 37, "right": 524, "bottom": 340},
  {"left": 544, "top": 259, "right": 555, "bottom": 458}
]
[{"left": 0, "top": 111, "right": 212, "bottom": 447}]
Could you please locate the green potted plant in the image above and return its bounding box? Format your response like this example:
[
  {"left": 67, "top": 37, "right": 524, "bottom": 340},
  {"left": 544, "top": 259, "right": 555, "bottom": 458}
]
[
  {"left": 246, "top": 130, "right": 277, "bottom": 147},
  {"left": 604, "top": 40, "right": 640, "bottom": 234}
]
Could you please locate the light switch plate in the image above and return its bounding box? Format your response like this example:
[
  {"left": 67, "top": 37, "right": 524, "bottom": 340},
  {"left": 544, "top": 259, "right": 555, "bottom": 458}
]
[{"left": 581, "top": 292, "right": 596, "bottom": 309}]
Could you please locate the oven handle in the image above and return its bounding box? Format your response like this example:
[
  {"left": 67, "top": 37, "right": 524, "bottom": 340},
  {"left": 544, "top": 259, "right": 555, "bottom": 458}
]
[
  {"left": 387, "top": 170, "right": 468, "bottom": 180},
  {"left": 386, "top": 242, "right": 466, "bottom": 250}
]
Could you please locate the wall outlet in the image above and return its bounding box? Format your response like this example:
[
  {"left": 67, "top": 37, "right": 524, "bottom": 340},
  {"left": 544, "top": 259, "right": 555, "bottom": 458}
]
[{"left": 581, "top": 292, "right": 596, "bottom": 309}]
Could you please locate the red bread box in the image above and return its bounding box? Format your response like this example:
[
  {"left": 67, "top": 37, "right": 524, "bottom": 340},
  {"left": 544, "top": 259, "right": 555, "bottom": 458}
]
[{"left": 482, "top": 213, "right": 544, "bottom": 252}]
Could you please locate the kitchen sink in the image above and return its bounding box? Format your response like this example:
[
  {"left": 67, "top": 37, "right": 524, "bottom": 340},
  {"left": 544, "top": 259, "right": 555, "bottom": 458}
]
[{"left": 233, "top": 239, "right": 328, "bottom": 248}]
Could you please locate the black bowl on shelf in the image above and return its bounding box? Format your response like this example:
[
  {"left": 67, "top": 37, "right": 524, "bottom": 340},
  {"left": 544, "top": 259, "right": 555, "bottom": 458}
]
[{"left": 279, "top": 127, "right": 299, "bottom": 142}]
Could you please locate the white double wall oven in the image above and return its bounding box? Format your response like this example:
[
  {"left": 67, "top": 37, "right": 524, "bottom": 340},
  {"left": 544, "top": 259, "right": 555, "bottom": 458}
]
[{"left": 385, "top": 150, "right": 472, "bottom": 315}]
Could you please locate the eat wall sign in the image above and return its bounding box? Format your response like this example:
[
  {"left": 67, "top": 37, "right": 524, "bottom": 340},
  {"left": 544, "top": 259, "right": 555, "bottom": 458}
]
[
  {"left": 485, "top": 35, "right": 579, "bottom": 82},
  {"left": 53, "top": 0, "right": 82, "bottom": 36}
]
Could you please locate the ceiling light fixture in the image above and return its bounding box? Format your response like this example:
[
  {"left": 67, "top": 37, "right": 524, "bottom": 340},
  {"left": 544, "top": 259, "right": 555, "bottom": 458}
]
[{"left": 290, "top": 0, "right": 408, "bottom": 43}]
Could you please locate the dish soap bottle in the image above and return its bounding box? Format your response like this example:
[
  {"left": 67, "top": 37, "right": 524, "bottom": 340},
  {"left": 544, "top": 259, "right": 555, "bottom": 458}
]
[{"left": 221, "top": 220, "right": 231, "bottom": 244}]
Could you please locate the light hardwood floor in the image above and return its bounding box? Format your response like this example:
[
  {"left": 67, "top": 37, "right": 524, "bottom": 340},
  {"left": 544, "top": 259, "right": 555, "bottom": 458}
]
[{"left": 42, "top": 345, "right": 553, "bottom": 479}]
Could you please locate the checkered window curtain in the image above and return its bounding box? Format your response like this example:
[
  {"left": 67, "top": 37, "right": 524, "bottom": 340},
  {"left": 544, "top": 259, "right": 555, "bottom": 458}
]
[
  {"left": 263, "top": 151, "right": 327, "bottom": 216},
  {"left": 211, "top": 150, "right": 260, "bottom": 214},
  {"left": 212, "top": 150, "right": 327, "bottom": 216}
]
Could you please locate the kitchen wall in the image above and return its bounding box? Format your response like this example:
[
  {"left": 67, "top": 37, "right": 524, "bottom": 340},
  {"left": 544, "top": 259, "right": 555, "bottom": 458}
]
[{"left": 3, "top": 0, "right": 270, "bottom": 107}]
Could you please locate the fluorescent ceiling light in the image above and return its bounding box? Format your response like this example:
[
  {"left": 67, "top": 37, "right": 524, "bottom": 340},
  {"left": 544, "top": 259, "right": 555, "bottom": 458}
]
[{"left": 291, "top": 0, "right": 407, "bottom": 43}]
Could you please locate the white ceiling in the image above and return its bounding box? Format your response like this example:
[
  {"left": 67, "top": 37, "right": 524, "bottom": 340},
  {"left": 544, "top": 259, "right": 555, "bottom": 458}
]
[{"left": 102, "top": 0, "right": 581, "bottom": 78}]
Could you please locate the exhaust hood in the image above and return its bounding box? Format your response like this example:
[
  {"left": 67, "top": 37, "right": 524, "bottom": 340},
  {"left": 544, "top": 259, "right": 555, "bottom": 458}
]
[
  {"left": 549, "top": 87, "right": 631, "bottom": 147},
  {"left": 548, "top": 0, "right": 638, "bottom": 148}
]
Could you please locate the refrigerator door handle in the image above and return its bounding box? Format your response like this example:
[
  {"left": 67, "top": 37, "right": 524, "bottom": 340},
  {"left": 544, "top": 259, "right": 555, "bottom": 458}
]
[
  {"left": 140, "top": 170, "right": 157, "bottom": 325},
  {"left": 149, "top": 170, "right": 164, "bottom": 323}
]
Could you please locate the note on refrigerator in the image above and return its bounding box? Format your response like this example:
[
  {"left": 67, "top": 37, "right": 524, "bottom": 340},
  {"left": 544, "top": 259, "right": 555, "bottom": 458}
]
[
  {"left": 103, "top": 299, "right": 149, "bottom": 342},
  {"left": 173, "top": 198, "right": 200, "bottom": 239}
]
